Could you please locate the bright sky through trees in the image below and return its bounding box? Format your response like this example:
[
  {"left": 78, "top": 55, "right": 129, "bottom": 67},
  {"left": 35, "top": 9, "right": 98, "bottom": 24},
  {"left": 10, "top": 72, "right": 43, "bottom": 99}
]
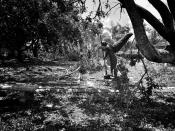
[{"left": 84, "top": 0, "right": 167, "bottom": 27}]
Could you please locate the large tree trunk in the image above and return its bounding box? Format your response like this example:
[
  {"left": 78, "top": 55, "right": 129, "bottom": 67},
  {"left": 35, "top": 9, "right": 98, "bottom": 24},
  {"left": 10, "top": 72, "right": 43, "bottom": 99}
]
[
  {"left": 118, "top": 0, "right": 175, "bottom": 64},
  {"left": 167, "top": 0, "right": 175, "bottom": 22},
  {"left": 148, "top": 0, "right": 174, "bottom": 32},
  {"left": 135, "top": 3, "right": 175, "bottom": 47}
]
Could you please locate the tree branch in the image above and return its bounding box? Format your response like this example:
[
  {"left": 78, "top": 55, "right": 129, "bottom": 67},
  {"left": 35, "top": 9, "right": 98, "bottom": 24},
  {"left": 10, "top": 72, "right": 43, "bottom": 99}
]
[
  {"left": 106, "top": 3, "right": 120, "bottom": 16},
  {"left": 122, "top": 0, "right": 161, "bottom": 61},
  {"left": 167, "top": 0, "right": 175, "bottom": 21},
  {"left": 137, "top": 56, "right": 149, "bottom": 88},
  {"left": 119, "top": 0, "right": 175, "bottom": 64},
  {"left": 148, "top": 0, "right": 174, "bottom": 32},
  {"left": 112, "top": 33, "right": 133, "bottom": 53},
  {"left": 136, "top": 5, "right": 170, "bottom": 42},
  {"left": 136, "top": 4, "right": 175, "bottom": 49},
  {"left": 93, "top": 0, "right": 102, "bottom": 18}
]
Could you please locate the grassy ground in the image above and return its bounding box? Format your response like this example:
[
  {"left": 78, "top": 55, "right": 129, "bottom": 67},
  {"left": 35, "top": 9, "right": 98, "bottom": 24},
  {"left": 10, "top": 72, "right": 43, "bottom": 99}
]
[{"left": 0, "top": 59, "right": 175, "bottom": 131}]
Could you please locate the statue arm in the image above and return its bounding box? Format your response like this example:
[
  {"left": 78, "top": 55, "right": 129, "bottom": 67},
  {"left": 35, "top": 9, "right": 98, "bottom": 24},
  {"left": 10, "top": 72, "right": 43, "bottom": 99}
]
[{"left": 113, "top": 33, "right": 133, "bottom": 53}]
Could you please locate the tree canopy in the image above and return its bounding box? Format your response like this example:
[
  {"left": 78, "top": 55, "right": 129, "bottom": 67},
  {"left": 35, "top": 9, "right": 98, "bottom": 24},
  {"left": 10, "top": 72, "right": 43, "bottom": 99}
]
[
  {"left": 0, "top": 0, "right": 99, "bottom": 61},
  {"left": 2, "top": 0, "right": 175, "bottom": 64}
]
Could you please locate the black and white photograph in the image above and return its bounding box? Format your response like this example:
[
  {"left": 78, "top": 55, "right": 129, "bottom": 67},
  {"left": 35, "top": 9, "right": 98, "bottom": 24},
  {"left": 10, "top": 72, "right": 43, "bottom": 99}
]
[{"left": 0, "top": 0, "right": 175, "bottom": 130}]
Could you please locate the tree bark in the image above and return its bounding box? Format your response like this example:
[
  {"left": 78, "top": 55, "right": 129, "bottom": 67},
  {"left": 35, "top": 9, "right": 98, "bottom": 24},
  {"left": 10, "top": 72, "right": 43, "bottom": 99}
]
[
  {"left": 148, "top": 0, "right": 174, "bottom": 32},
  {"left": 113, "top": 33, "right": 133, "bottom": 53},
  {"left": 136, "top": 3, "right": 175, "bottom": 51},
  {"left": 136, "top": 5, "right": 169, "bottom": 42},
  {"left": 167, "top": 0, "right": 175, "bottom": 21}
]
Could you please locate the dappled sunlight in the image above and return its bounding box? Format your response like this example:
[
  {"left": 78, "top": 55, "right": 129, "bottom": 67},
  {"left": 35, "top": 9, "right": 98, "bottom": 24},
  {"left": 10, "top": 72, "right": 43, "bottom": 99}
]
[
  {"left": 1, "top": 60, "right": 175, "bottom": 130},
  {"left": 1, "top": 0, "right": 175, "bottom": 130}
]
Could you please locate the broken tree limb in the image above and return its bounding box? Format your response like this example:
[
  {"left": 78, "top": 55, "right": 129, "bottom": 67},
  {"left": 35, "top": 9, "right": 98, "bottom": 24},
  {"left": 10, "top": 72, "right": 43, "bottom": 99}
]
[
  {"left": 112, "top": 33, "right": 133, "bottom": 53},
  {"left": 58, "top": 66, "right": 81, "bottom": 80}
]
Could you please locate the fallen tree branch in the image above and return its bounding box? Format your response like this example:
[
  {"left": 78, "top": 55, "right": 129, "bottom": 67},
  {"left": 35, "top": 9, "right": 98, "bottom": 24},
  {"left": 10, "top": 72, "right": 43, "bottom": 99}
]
[
  {"left": 112, "top": 33, "right": 133, "bottom": 53},
  {"left": 58, "top": 66, "right": 81, "bottom": 80}
]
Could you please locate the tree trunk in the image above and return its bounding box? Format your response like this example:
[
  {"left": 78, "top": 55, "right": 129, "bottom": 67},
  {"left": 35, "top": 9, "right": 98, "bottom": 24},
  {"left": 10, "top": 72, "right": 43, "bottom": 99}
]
[
  {"left": 148, "top": 0, "right": 174, "bottom": 32},
  {"left": 118, "top": 0, "right": 175, "bottom": 64},
  {"left": 167, "top": 0, "right": 175, "bottom": 21},
  {"left": 136, "top": 4, "right": 175, "bottom": 46}
]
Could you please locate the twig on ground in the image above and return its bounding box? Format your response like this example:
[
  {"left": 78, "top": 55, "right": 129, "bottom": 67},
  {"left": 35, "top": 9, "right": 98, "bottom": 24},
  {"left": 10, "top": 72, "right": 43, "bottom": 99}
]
[
  {"left": 136, "top": 47, "right": 149, "bottom": 87},
  {"left": 58, "top": 66, "right": 81, "bottom": 80}
]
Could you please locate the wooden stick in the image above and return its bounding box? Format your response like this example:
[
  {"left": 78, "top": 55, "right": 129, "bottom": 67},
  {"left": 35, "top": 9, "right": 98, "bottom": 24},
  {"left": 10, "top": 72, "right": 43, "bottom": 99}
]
[{"left": 58, "top": 66, "right": 81, "bottom": 79}]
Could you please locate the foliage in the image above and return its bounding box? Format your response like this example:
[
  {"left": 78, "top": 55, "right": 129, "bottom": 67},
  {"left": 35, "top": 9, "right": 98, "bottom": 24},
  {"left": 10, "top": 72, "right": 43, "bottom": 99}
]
[
  {"left": 0, "top": 0, "right": 87, "bottom": 61},
  {"left": 146, "top": 61, "right": 175, "bottom": 87},
  {"left": 76, "top": 19, "right": 103, "bottom": 72},
  {"left": 139, "top": 76, "right": 159, "bottom": 102},
  {"left": 111, "top": 23, "right": 130, "bottom": 41}
]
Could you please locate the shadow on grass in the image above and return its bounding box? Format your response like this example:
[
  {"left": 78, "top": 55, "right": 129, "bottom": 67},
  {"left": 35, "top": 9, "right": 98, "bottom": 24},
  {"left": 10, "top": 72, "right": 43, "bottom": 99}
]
[
  {"left": 0, "top": 98, "right": 41, "bottom": 113},
  {"left": 1, "top": 86, "right": 175, "bottom": 130},
  {"left": 0, "top": 58, "right": 77, "bottom": 68},
  {"left": 67, "top": 90, "right": 175, "bottom": 130},
  {"left": 0, "top": 58, "right": 175, "bottom": 130},
  {"left": 125, "top": 98, "right": 175, "bottom": 129}
]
